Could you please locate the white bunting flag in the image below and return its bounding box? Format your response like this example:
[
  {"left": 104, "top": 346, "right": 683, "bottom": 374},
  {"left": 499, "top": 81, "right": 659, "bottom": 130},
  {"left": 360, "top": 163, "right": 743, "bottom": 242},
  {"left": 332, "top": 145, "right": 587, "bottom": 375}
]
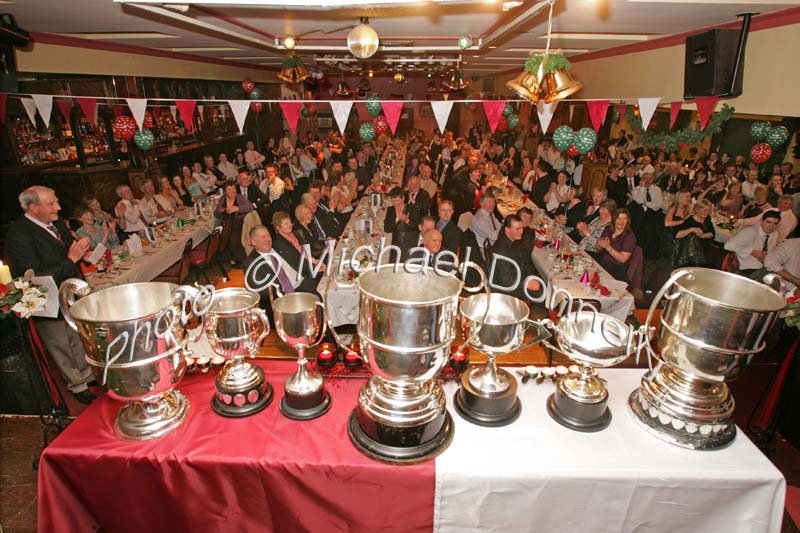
[
  {"left": 638, "top": 97, "right": 660, "bottom": 132},
  {"left": 536, "top": 101, "right": 558, "bottom": 134},
  {"left": 568, "top": 104, "right": 574, "bottom": 122},
  {"left": 228, "top": 100, "right": 250, "bottom": 133},
  {"left": 126, "top": 98, "right": 148, "bottom": 130},
  {"left": 21, "top": 97, "right": 38, "bottom": 126},
  {"left": 169, "top": 105, "right": 177, "bottom": 121},
  {"left": 430, "top": 100, "right": 454, "bottom": 134},
  {"left": 31, "top": 94, "right": 54, "bottom": 129},
  {"left": 330, "top": 100, "right": 353, "bottom": 134}
]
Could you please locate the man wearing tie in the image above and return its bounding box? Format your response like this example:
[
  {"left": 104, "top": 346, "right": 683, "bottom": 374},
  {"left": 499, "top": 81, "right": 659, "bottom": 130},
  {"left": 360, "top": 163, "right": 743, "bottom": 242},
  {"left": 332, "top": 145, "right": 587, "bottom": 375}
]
[
  {"left": 406, "top": 176, "right": 431, "bottom": 217},
  {"left": 5, "top": 186, "right": 96, "bottom": 404},
  {"left": 631, "top": 171, "right": 664, "bottom": 258},
  {"left": 471, "top": 192, "right": 501, "bottom": 249},
  {"left": 237, "top": 171, "right": 268, "bottom": 211},
  {"left": 436, "top": 200, "right": 462, "bottom": 255},
  {"left": 300, "top": 193, "right": 331, "bottom": 243},
  {"left": 724, "top": 210, "right": 780, "bottom": 279},
  {"left": 623, "top": 164, "right": 639, "bottom": 205}
]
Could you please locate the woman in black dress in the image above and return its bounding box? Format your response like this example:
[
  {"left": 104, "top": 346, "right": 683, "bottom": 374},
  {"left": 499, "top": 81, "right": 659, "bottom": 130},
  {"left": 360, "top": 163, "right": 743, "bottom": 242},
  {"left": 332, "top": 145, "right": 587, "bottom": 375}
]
[{"left": 672, "top": 199, "right": 715, "bottom": 268}]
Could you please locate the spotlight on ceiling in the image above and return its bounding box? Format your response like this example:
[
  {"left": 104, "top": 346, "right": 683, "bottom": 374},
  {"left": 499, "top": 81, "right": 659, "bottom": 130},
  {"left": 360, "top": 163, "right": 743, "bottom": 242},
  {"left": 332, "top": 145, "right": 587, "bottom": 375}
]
[
  {"left": 283, "top": 36, "right": 296, "bottom": 50},
  {"left": 457, "top": 35, "right": 473, "bottom": 50},
  {"left": 347, "top": 17, "right": 380, "bottom": 59}
]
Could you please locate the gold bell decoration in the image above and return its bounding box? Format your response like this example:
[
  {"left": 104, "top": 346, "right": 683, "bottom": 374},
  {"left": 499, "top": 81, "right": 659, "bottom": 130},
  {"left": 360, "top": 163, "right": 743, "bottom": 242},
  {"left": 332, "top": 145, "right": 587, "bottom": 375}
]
[
  {"left": 540, "top": 66, "right": 582, "bottom": 103},
  {"left": 505, "top": 70, "right": 543, "bottom": 103},
  {"left": 441, "top": 70, "right": 470, "bottom": 92},
  {"left": 336, "top": 81, "right": 353, "bottom": 97},
  {"left": 278, "top": 52, "right": 310, "bottom": 84}
]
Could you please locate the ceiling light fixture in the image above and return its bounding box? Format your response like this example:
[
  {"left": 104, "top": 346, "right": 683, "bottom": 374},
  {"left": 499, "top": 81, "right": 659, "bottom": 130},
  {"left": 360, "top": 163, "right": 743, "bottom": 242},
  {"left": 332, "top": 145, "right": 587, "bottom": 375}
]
[
  {"left": 283, "top": 36, "right": 296, "bottom": 50},
  {"left": 457, "top": 35, "right": 473, "bottom": 50},
  {"left": 347, "top": 17, "right": 380, "bottom": 59}
]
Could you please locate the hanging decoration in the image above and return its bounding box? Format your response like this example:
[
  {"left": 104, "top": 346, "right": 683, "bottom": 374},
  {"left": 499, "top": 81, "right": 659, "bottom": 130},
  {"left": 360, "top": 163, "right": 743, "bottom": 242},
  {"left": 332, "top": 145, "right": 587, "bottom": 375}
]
[
  {"left": 133, "top": 129, "right": 155, "bottom": 151},
  {"left": 126, "top": 98, "right": 148, "bottom": 130},
  {"left": 624, "top": 103, "right": 734, "bottom": 152},
  {"left": 31, "top": 94, "right": 54, "bottom": 129},
  {"left": 381, "top": 100, "right": 403, "bottom": 134},
  {"left": 427, "top": 80, "right": 439, "bottom": 93},
  {"left": 347, "top": 17, "right": 380, "bottom": 59},
  {"left": 507, "top": 113, "right": 520, "bottom": 130},
  {"left": 766, "top": 125, "right": 789, "bottom": 147},
  {"left": 373, "top": 115, "right": 389, "bottom": 136},
  {"left": 358, "top": 77, "right": 372, "bottom": 95},
  {"left": 76, "top": 97, "right": 98, "bottom": 125},
  {"left": 366, "top": 96, "right": 382, "bottom": 117},
  {"left": 175, "top": 100, "right": 197, "bottom": 131},
  {"left": 502, "top": 103, "right": 514, "bottom": 117},
  {"left": 359, "top": 122, "right": 376, "bottom": 142},
  {"left": 669, "top": 101, "right": 682, "bottom": 129},
  {"left": 497, "top": 115, "right": 508, "bottom": 132},
  {"left": 336, "top": 81, "right": 353, "bottom": 98},
  {"left": 586, "top": 100, "right": 610, "bottom": 133},
  {"left": 393, "top": 72, "right": 405, "bottom": 84},
  {"left": 482, "top": 100, "right": 507, "bottom": 133},
  {"left": 242, "top": 79, "right": 255, "bottom": 94},
  {"left": 750, "top": 121, "right": 771, "bottom": 141},
  {"left": 229, "top": 100, "right": 250, "bottom": 133},
  {"left": 430, "top": 100, "right": 454, "bottom": 133},
  {"left": 112, "top": 115, "right": 137, "bottom": 140},
  {"left": 750, "top": 143, "right": 772, "bottom": 164},
  {"left": 441, "top": 71, "right": 469, "bottom": 92},
  {"left": 248, "top": 88, "right": 262, "bottom": 100},
  {"left": 250, "top": 102, "right": 264, "bottom": 113},
  {"left": 279, "top": 101, "right": 303, "bottom": 133},
  {"left": 56, "top": 100, "right": 72, "bottom": 122},
  {"left": 553, "top": 125, "right": 575, "bottom": 152},
  {"left": 536, "top": 101, "right": 558, "bottom": 134},
  {"left": 142, "top": 110, "right": 154, "bottom": 129},
  {"left": 637, "top": 98, "right": 660, "bottom": 132},
  {"left": 695, "top": 96, "right": 719, "bottom": 130},
  {"left": 301, "top": 106, "right": 310, "bottom": 118},
  {"left": 574, "top": 127, "right": 597, "bottom": 155},
  {"left": 330, "top": 101, "right": 354, "bottom": 133},
  {"left": 278, "top": 53, "right": 310, "bottom": 84},
  {"left": 20, "top": 97, "right": 37, "bottom": 126},
  {"left": 566, "top": 144, "right": 580, "bottom": 157}
]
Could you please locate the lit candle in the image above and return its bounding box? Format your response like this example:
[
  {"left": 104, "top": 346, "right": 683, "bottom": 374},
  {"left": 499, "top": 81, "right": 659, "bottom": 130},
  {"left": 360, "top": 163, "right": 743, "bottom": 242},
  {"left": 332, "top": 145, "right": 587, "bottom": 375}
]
[
  {"left": 450, "top": 346, "right": 469, "bottom": 372},
  {"left": 344, "top": 343, "right": 362, "bottom": 370},
  {"left": 0, "top": 261, "right": 11, "bottom": 285},
  {"left": 317, "top": 343, "right": 337, "bottom": 369}
]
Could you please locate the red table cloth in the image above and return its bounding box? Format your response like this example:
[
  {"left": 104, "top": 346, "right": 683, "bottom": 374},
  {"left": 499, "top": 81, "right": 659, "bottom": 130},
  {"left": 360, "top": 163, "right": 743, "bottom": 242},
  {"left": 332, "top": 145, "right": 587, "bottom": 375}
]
[{"left": 37, "top": 361, "right": 435, "bottom": 533}]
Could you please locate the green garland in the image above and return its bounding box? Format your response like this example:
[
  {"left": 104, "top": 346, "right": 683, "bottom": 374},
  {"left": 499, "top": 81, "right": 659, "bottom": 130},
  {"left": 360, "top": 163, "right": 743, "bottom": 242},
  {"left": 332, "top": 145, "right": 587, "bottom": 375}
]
[
  {"left": 283, "top": 55, "right": 305, "bottom": 68},
  {"left": 623, "top": 103, "right": 734, "bottom": 152},
  {"left": 524, "top": 52, "right": 572, "bottom": 75}
]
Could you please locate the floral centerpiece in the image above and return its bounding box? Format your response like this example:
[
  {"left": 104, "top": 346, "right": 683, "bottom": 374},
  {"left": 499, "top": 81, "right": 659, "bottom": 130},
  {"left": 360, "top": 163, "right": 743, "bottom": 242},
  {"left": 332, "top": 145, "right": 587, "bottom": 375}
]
[
  {"left": 784, "top": 293, "right": 800, "bottom": 331},
  {"left": 0, "top": 269, "right": 48, "bottom": 319}
]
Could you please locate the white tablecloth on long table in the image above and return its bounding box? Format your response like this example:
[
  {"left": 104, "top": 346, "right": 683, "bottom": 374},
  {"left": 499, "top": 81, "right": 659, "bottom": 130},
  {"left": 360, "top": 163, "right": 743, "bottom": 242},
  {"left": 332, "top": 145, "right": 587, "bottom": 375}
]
[
  {"left": 435, "top": 368, "right": 785, "bottom": 533},
  {"left": 85, "top": 214, "right": 214, "bottom": 288}
]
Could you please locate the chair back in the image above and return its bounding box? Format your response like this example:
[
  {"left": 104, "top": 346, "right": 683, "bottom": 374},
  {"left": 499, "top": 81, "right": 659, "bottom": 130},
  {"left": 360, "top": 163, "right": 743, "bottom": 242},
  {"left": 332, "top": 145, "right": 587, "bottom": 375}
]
[
  {"left": 240, "top": 211, "right": 262, "bottom": 257},
  {"left": 202, "top": 227, "right": 223, "bottom": 266},
  {"left": 178, "top": 238, "right": 193, "bottom": 284},
  {"left": 721, "top": 252, "right": 740, "bottom": 274},
  {"left": 217, "top": 221, "right": 233, "bottom": 253},
  {"left": 457, "top": 211, "right": 473, "bottom": 232}
]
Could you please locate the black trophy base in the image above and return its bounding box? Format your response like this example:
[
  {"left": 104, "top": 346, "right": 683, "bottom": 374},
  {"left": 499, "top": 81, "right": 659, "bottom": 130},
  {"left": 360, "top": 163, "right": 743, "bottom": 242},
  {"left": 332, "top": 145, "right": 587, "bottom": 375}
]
[
  {"left": 212, "top": 381, "right": 273, "bottom": 418},
  {"left": 280, "top": 388, "right": 331, "bottom": 421},
  {"left": 547, "top": 392, "right": 611, "bottom": 432},
  {"left": 454, "top": 371, "right": 521, "bottom": 427},
  {"left": 348, "top": 409, "right": 454, "bottom": 465}
]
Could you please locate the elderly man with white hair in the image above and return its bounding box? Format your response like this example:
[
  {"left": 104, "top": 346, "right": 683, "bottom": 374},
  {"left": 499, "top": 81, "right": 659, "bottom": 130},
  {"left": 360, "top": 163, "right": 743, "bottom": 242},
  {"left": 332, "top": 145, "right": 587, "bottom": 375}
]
[{"left": 114, "top": 184, "right": 147, "bottom": 233}]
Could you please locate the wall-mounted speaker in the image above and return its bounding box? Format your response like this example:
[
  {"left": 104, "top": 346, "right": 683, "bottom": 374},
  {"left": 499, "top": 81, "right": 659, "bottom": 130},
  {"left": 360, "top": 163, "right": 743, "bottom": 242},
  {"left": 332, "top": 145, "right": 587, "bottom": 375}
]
[{"left": 684, "top": 29, "right": 744, "bottom": 98}]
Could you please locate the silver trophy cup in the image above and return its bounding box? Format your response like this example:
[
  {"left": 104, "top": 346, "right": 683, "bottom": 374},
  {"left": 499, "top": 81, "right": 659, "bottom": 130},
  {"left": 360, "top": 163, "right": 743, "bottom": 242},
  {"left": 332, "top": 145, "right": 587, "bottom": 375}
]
[
  {"left": 455, "top": 293, "right": 550, "bottom": 427},
  {"left": 273, "top": 292, "right": 330, "bottom": 420},
  {"left": 204, "top": 288, "right": 272, "bottom": 417},
  {"left": 628, "top": 268, "right": 784, "bottom": 450},
  {"left": 59, "top": 280, "right": 197, "bottom": 440}
]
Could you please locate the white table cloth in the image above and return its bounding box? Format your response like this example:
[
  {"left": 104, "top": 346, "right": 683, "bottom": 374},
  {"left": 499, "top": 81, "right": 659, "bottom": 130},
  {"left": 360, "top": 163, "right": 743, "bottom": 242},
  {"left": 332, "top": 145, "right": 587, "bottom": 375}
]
[{"left": 435, "top": 368, "right": 785, "bottom": 533}]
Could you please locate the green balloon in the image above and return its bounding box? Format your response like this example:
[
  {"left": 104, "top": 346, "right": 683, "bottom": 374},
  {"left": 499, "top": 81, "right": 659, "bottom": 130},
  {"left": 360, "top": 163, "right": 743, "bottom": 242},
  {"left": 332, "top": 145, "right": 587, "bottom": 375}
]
[
  {"left": 502, "top": 103, "right": 514, "bottom": 117},
  {"left": 359, "top": 122, "right": 376, "bottom": 142},
  {"left": 507, "top": 113, "right": 520, "bottom": 129},
  {"left": 766, "top": 125, "right": 789, "bottom": 147},
  {"left": 366, "top": 96, "right": 382, "bottom": 117},
  {"left": 301, "top": 107, "right": 309, "bottom": 118},
  {"left": 574, "top": 127, "right": 597, "bottom": 155},
  {"left": 750, "top": 121, "right": 770, "bottom": 141},
  {"left": 249, "top": 88, "right": 262, "bottom": 100},
  {"left": 553, "top": 125, "right": 575, "bottom": 152},
  {"left": 133, "top": 128, "right": 155, "bottom": 151}
]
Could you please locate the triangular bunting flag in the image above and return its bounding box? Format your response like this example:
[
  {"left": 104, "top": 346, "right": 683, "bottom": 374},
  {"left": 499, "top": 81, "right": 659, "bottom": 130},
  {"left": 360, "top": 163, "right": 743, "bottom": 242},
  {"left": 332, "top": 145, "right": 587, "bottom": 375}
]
[
  {"left": 618, "top": 103, "right": 626, "bottom": 120},
  {"left": 0, "top": 93, "right": 7, "bottom": 124},
  {"left": 176, "top": 100, "right": 197, "bottom": 131},
  {"left": 536, "top": 101, "right": 558, "bottom": 134},
  {"left": 483, "top": 100, "right": 507, "bottom": 133},
  {"left": 381, "top": 101, "right": 403, "bottom": 134},
  {"left": 330, "top": 100, "right": 353, "bottom": 134},
  {"left": 279, "top": 101, "right": 303, "bottom": 133},
  {"left": 569, "top": 104, "right": 574, "bottom": 122},
  {"left": 669, "top": 101, "right": 682, "bottom": 129},
  {"left": 586, "top": 100, "right": 610, "bottom": 133},
  {"left": 76, "top": 97, "right": 97, "bottom": 125},
  {"left": 168, "top": 105, "right": 177, "bottom": 121},
  {"left": 442, "top": 94, "right": 449, "bottom": 101},
  {"left": 113, "top": 104, "right": 125, "bottom": 117},
  {"left": 127, "top": 98, "right": 148, "bottom": 130},
  {"left": 430, "top": 100, "right": 454, "bottom": 134},
  {"left": 638, "top": 98, "right": 660, "bottom": 132},
  {"left": 56, "top": 99, "right": 73, "bottom": 123},
  {"left": 228, "top": 100, "right": 250, "bottom": 133},
  {"left": 695, "top": 96, "right": 718, "bottom": 130},
  {"left": 32, "top": 94, "right": 54, "bottom": 129},
  {"left": 21, "top": 97, "right": 38, "bottom": 126}
]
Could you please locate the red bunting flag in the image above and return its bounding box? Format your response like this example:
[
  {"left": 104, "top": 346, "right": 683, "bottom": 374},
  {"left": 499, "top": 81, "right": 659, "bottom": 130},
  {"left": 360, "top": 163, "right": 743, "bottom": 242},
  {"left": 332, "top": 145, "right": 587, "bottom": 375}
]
[
  {"left": 669, "top": 101, "right": 682, "bottom": 129},
  {"left": 176, "top": 100, "right": 197, "bottom": 131},
  {"left": 483, "top": 100, "right": 507, "bottom": 133},
  {"left": 56, "top": 99, "right": 73, "bottom": 122},
  {"left": 113, "top": 104, "right": 125, "bottom": 117},
  {"left": 381, "top": 101, "right": 403, "bottom": 134},
  {"left": 695, "top": 96, "right": 718, "bottom": 130},
  {"left": 0, "top": 93, "right": 6, "bottom": 124},
  {"left": 76, "top": 97, "right": 97, "bottom": 125},
  {"left": 618, "top": 104, "right": 626, "bottom": 120},
  {"left": 586, "top": 100, "right": 610, "bottom": 132},
  {"left": 279, "top": 101, "right": 303, "bottom": 134}
]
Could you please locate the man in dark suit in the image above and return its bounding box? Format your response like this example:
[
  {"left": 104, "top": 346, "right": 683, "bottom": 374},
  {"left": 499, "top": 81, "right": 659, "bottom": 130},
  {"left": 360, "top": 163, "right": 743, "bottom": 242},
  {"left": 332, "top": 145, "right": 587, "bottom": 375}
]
[
  {"left": 530, "top": 160, "right": 554, "bottom": 209},
  {"left": 657, "top": 162, "right": 689, "bottom": 194},
  {"left": 518, "top": 206, "right": 536, "bottom": 249},
  {"left": 307, "top": 181, "right": 343, "bottom": 239},
  {"left": 436, "top": 200, "right": 462, "bottom": 255},
  {"left": 384, "top": 186, "right": 421, "bottom": 262},
  {"left": 622, "top": 164, "right": 639, "bottom": 206},
  {"left": 4, "top": 186, "right": 96, "bottom": 404},
  {"left": 406, "top": 176, "right": 431, "bottom": 217},
  {"left": 237, "top": 171, "right": 269, "bottom": 211},
  {"left": 489, "top": 214, "right": 543, "bottom": 301}
]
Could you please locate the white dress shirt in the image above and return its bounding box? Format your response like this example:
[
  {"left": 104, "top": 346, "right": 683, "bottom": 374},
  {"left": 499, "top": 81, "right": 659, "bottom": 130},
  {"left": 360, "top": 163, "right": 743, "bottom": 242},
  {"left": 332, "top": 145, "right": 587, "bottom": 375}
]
[
  {"left": 724, "top": 225, "right": 778, "bottom": 271},
  {"left": 741, "top": 180, "right": 758, "bottom": 202},
  {"left": 244, "top": 149, "right": 265, "bottom": 169},
  {"left": 193, "top": 171, "right": 217, "bottom": 194},
  {"left": 259, "top": 178, "right": 285, "bottom": 203},
  {"left": 218, "top": 161, "right": 239, "bottom": 179},
  {"left": 631, "top": 184, "right": 663, "bottom": 211},
  {"left": 139, "top": 195, "right": 161, "bottom": 224},
  {"left": 471, "top": 208, "right": 501, "bottom": 248},
  {"left": 764, "top": 238, "right": 800, "bottom": 290},
  {"left": 743, "top": 208, "right": 798, "bottom": 244},
  {"left": 116, "top": 199, "right": 146, "bottom": 232}
]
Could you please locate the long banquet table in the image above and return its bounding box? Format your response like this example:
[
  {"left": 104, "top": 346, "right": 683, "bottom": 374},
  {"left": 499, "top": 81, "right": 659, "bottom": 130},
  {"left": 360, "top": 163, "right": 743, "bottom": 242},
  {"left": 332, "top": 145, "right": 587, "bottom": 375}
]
[{"left": 38, "top": 357, "right": 784, "bottom": 533}]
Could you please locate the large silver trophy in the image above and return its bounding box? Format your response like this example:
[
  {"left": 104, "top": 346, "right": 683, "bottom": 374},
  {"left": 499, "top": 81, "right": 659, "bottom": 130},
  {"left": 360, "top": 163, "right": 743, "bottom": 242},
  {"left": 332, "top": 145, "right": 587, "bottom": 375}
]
[
  {"left": 204, "top": 288, "right": 272, "bottom": 417},
  {"left": 273, "top": 292, "right": 330, "bottom": 420},
  {"left": 628, "top": 268, "right": 785, "bottom": 450},
  {"left": 59, "top": 280, "right": 198, "bottom": 440},
  {"left": 326, "top": 264, "right": 489, "bottom": 464},
  {"left": 456, "top": 293, "right": 550, "bottom": 426},
  {"left": 542, "top": 308, "right": 644, "bottom": 431}
]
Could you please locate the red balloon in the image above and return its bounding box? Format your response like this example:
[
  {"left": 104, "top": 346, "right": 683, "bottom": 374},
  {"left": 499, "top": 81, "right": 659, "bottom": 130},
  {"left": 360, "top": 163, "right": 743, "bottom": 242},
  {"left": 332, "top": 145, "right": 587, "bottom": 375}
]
[
  {"left": 242, "top": 79, "right": 255, "bottom": 94},
  {"left": 496, "top": 115, "right": 508, "bottom": 131},
  {"left": 373, "top": 115, "right": 389, "bottom": 136},
  {"left": 566, "top": 144, "right": 580, "bottom": 157},
  {"left": 304, "top": 103, "right": 317, "bottom": 117},
  {"left": 112, "top": 115, "right": 137, "bottom": 140},
  {"left": 750, "top": 142, "right": 772, "bottom": 164},
  {"left": 142, "top": 110, "right": 154, "bottom": 129},
  {"left": 250, "top": 102, "right": 264, "bottom": 113}
]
